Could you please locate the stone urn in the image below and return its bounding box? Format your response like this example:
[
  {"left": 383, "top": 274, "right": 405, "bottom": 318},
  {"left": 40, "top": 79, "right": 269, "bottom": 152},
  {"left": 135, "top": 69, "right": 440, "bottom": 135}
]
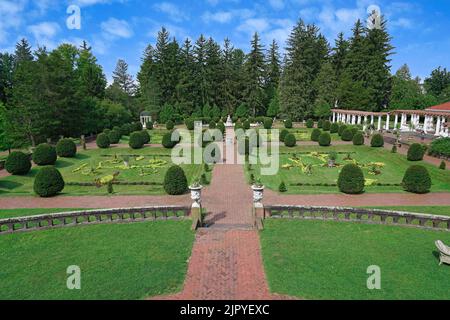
[
  {"left": 189, "top": 185, "right": 203, "bottom": 207},
  {"left": 252, "top": 184, "right": 265, "bottom": 205}
]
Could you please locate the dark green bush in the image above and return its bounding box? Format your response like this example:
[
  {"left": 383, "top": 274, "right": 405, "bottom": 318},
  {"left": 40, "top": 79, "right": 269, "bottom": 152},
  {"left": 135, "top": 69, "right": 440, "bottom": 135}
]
[
  {"left": 351, "top": 127, "right": 359, "bottom": 136},
  {"left": 352, "top": 132, "right": 365, "bottom": 146},
  {"left": 407, "top": 143, "right": 426, "bottom": 161},
  {"left": 140, "top": 130, "right": 151, "bottom": 144},
  {"left": 311, "top": 129, "right": 322, "bottom": 142},
  {"left": 280, "top": 129, "right": 289, "bottom": 142},
  {"left": 306, "top": 119, "right": 314, "bottom": 128},
  {"left": 322, "top": 120, "right": 331, "bottom": 132},
  {"left": 317, "top": 119, "right": 324, "bottom": 129},
  {"left": 338, "top": 164, "right": 365, "bottom": 194},
  {"left": 279, "top": 181, "right": 287, "bottom": 193},
  {"left": 33, "top": 166, "right": 65, "bottom": 197},
  {"left": 392, "top": 145, "right": 398, "bottom": 153},
  {"left": 166, "top": 120, "right": 175, "bottom": 130},
  {"left": 146, "top": 121, "right": 154, "bottom": 130},
  {"left": 120, "top": 123, "right": 132, "bottom": 136},
  {"left": 429, "top": 137, "right": 450, "bottom": 158},
  {"left": 162, "top": 132, "right": 177, "bottom": 149},
  {"left": 338, "top": 125, "right": 348, "bottom": 136},
  {"left": 5, "top": 151, "right": 31, "bottom": 175},
  {"left": 185, "top": 118, "right": 195, "bottom": 130},
  {"left": 243, "top": 120, "right": 251, "bottom": 130},
  {"left": 285, "top": 119, "right": 293, "bottom": 129},
  {"left": 103, "top": 129, "right": 111, "bottom": 135},
  {"left": 330, "top": 123, "right": 339, "bottom": 134},
  {"left": 439, "top": 161, "right": 446, "bottom": 170},
  {"left": 341, "top": 129, "right": 353, "bottom": 142},
  {"left": 56, "top": 139, "right": 77, "bottom": 158},
  {"left": 402, "top": 165, "right": 431, "bottom": 194},
  {"left": 129, "top": 131, "right": 145, "bottom": 149},
  {"left": 164, "top": 165, "right": 188, "bottom": 195},
  {"left": 132, "top": 122, "right": 143, "bottom": 132},
  {"left": 217, "top": 122, "right": 225, "bottom": 135},
  {"left": 108, "top": 130, "right": 122, "bottom": 144},
  {"left": 264, "top": 118, "right": 273, "bottom": 130},
  {"left": 209, "top": 121, "right": 217, "bottom": 129},
  {"left": 318, "top": 132, "right": 331, "bottom": 147},
  {"left": 371, "top": 134, "right": 384, "bottom": 147},
  {"left": 96, "top": 133, "right": 110, "bottom": 149},
  {"left": 33, "top": 143, "right": 57, "bottom": 166},
  {"left": 284, "top": 133, "right": 297, "bottom": 147}
]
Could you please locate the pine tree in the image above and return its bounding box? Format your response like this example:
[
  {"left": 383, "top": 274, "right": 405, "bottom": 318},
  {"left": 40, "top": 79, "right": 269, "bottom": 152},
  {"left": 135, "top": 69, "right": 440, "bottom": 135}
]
[
  {"left": 265, "top": 40, "right": 281, "bottom": 107},
  {"left": 175, "top": 39, "right": 195, "bottom": 115},
  {"left": 244, "top": 32, "right": 266, "bottom": 116},
  {"left": 205, "top": 37, "right": 223, "bottom": 108},
  {"left": 112, "top": 59, "right": 136, "bottom": 96},
  {"left": 193, "top": 34, "right": 208, "bottom": 108},
  {"left": 424, "top": 67, "right": 450, "bottom": 98},
  {"left": 220, "top": 38, "right": 238, "bottom": 115},
  {"left": 137, "top": 45, "right": 161, "bottom": 117},
  {"left": 0, "top": 53, "right": 14, "bottom": 103},
  {"left": 313, "top": 62, "right": 337, "bottom": 117},
  {"left": 14, "top": 39, "right": 33, "bottom": 65},
  {"left": 77, "top": 41, "right": 107, "bottom": 99}
]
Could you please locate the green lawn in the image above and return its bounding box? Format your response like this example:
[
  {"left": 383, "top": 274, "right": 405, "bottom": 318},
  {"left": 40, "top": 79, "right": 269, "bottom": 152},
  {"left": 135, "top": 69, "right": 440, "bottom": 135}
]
[
  {"left": 264, "top": 128, "right": 340, "bottom": 142},
  {"left": 0, "top": 220, "right": 195, "bottom": 300},
  {"left": 248, "top": 145, "right": 450, "bottom": 194},
  {"left": 0, "top": 146, "right": 212, "bottom": 196},
  {"left": 261, "top": 219, "right": 450, "bottom": 300},
  {"left": 119, "top": 129, "right": 169, "bottom": 145},
  {"left": 366, "top": 206, "right": 450, "bottom": 217}
]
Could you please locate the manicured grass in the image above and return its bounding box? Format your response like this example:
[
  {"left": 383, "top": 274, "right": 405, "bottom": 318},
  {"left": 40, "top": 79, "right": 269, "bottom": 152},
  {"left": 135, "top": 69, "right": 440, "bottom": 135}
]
[
  {"left": 248, "top": 145, "right": 450, "bottom": 194},
  {"left": 119, "top": 130, "right": 169, "bottom": 145},
  {"left": 0, "top": 208, "right": 85, "bottom": 219},
  {"left": 0, "top": 146, "right": 211, "bottom": 196},
  {"left": 265, "top": 128, "right": 340, "bottom": 142},
  {"left": 0, "top": 220, "right": 195, "bottom": 300},
  {"left": 366, "top": 206, "right": 450, "bottom": 217},
  {"left": 261, "top": 219, "right": 450, "bottom": 300}
]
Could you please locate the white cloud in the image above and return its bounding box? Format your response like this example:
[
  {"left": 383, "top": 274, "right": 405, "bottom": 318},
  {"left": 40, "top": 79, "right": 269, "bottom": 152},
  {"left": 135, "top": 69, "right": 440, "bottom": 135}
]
[
  {"left": 27, "top": 22, "right": 60, "bottom": 49},
  {"left": 237, "top": 18, "right": 271, "bottom": 34},
  {"left": 153, "top": 2, "right": 189, "bottom": 22},
  {"left": 101, "top": 18, "right": 134, "bottom": 38},
  {"left": 269, "top": 0, "right": 285, "bottom": 11},
  {"left": 0, "top": 0, "right": 26, "bottom": 44},
  {"left": 202, "top": 11, "right": 233, "bottom": 24}
]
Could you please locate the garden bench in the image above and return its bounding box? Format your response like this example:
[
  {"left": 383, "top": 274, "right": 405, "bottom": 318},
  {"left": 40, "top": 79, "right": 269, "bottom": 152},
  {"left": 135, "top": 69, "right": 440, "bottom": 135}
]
[{"left": 435, "top": 240, "right": 450, "bottom": 266}]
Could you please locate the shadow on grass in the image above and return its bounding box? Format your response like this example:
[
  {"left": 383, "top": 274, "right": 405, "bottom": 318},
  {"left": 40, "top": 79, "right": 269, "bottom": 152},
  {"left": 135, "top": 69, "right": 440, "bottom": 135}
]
[{"left": 0, "top": 180, "right": 23, "bottom": 190}]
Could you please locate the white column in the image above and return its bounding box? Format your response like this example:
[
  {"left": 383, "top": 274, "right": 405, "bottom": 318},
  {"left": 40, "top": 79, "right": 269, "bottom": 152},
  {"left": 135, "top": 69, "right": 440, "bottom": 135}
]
[
  {"left": 401, "top": 114, "right": 406, "bottom": 128},
  {"left": 363, "top": 116, "right": 368, "bottom": 131},
  {"left": 423, "top": 116, "right": 429, "bottom": 134},
  {"left": 394, "top": 114, "right": 398, "bottom": 130},
  {"left": 435, "top": 116, "right": 442, "bottom": 136},
  {"left": 371, "top": 115, "right": 374, "bottom": 125},
  {"left": 385, "top": 114, "right": 390, "bottom": 131},
  {"left": 377, "top": 116, "right": 382, "bottom": 131},
  {"left": 332, "top": 113, "right": 336, "bottom": 123},
  {"left": 358, "top": 116, "right": 362, "bottom": 125}
]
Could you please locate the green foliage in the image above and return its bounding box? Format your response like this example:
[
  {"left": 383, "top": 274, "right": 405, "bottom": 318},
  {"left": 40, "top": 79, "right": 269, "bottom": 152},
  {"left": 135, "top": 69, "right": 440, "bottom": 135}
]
[
  {"left": 120, "top": 123, "right": 133, "bottom": 136},
  {"left": 306, "top": 119, "right": 314, "bottom": 128},
  {"left": 96, "top": 133, "right": 110, "bottom": 149},
  {"left": 146, "top": 121, "right": 154, "bottom": 130},
  {"left": 280, "top": 129, "right": 289, "bottom": 142},
  {"left": 108, "top": 130, "right": 122, "bottom": 144},
  {"left": 162, "top": 132, "right": 177, "bottom": 149},
  {"left": 5, "top": 151, "right": 31, "bottom": 175},
  {"left": 217, "top": 122, "right": 225, "bottom": 135},
  {"left": 164, "top": 165, "right": 188, "bottom": 195},
  {"left": 243, "top": 120, "right": 251, "bottom": 130},
  {"left": 407, "top": 143, "right": 426, "bottom": 161},
  {"left": 209, "top": 121, "right": 216, "bottom": 129},
  {"left": 318, "top": 132, "right": 331, "bottom": 147},
  {"left": 284, "top": 133, "right": 297, "bottom": 147},
  {"left": 235, "top": 103, "right": 249, "bottom": 118},
  {"left": 317, "top": 119, "right": 324, "bottom": 129},
  {"left": 338, "top": 124, "right": 347, "bottom": 136},
  {"left": 352, "top": 133, "right": 365, "bottom": 146},
  {"left": 166, "top": 120, "right": 175, "bottom": 130},
  {"left": 341, "top": 129, "right": 353, "bottom": 142},
  {"left": 311, "top": 129, "right": 322, "bottom": 142},
  {"left": 279, "top": 181, "right": 287, "bottom": 193},
  {"left": 140, "top": 130, "right": 151, "bottom": 144},
  {"left": 429, "top": 138, "right": 450, "bottom": 158},
  {"left": 402, "top": 165, "right": 431, "bottom": 194},
  {"left": 264, "top": 118, "right": 273, "bottom": 130},
  {"left": 322, "top": 120, "right": 331, "bottom": 132},
  {"left": 56, "top": 139, "right": 77, "bottom": 158},
  {"left": 33, "top": 166, "right": 65, "bottom": 197},
  {"left": 284, "top": 119, "right": 293, "bottom": 129},
  {"left": 338, "top": 164, "right": 365, "bottom": 194},
  {"left": 439, "top": 161, "right": 446, "bottom": 170},
  {"left": 392, "top": 145, "right": 398, "bottom": 153},
  {"left": 129, "top": 132, "right": 145, "bottom": 149},
  {"left": 185, "top": 118, "right": 195, "bottom": 130},
  {"left": 371, "top": 134, "right": 384, "bottom": 148},
  {"left": 330, "top": 123, "right": 339, "bottom": 134},
  {"left": 33, "top": 143, "right": 57, "bottom": 166}
]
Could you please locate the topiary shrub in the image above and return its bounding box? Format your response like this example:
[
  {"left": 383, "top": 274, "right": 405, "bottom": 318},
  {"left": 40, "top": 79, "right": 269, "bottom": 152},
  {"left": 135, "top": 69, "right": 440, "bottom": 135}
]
[
  {"left": 311, "top": 129, "right": 322, "bottom": 142},
  {"left": 108, "top": 130, "right": 122, "bottom": 144},
  {"left": 121, "top": 123, "right": 132, "bottom": 136},
  {"left": 279, "top": 181, "right": 287, "bottom": 193},
  {"left": 402, "top": 165, "right": 431, "bottom": 194},
  {"left": 166, "top": 120, "right": 175, "bottom": 130},
  {"left": 322, "top": 120, "right": 331, "bottom": 132},
  {"left": 371, "top": 134, "right": 384, "bottom": 148},
  {"left": 284, "top": 133, "right": 297, "bottom": 147},
  {"left": 185, "top": 118, "right": 195, "bottom": 130},
  {"left": 5, "top": 151, "right": 32, "bottom": 175},
  {"left": 439, "top": 161, "right": 446, "bottom": 170},
  {"left": 317, "top": 119, "right": 324, "bottom": 129},
  {"left": 96, "top": 133, "right": 110, "bottom": 149},
  {"left": 352, "top": 132, "right": 365, "bottom": 146},
  {"left": 243, "top": 120, "right": 251, "bottom": 130},
  {"left": 33, "top": 166, "right": 65, "bottom": 197},
  {"left": 33, "top": 143, "right": 57, "bottom": 166},
  {"left": 56, "top": 139, "right": 77, "bottom": 158},
  {"left": 429, "top": 137, "right": 450, "bottom": 158},
  {"left": 132, "top": 122, "right": 143, "bottom": 132},
  {"left": 103, "top": 129, "right": 111, "bottom": 135},
  {"left": 162, "top": 132, "right": 177, "bottom": 149},
  {"left": 318, "top": 132, "right": 331, "bottom": 147},
  {"left": 392, "top": 145, "right": 398, "bottom": 153},
  {"left": 285, "top": 119, "right": 293, "bottom": 129},
  {"left": 338, "top": 164, "right": 365, "bottom": 194},
  {"left": 306, "top": 119, "right": 314, "bottom": 128},
  {"left": 209, "top": 121, "right": 217, "bottom": 129},
  {"left": 280, "top": 129, "right": 289, "bottom": 142},
  {"left": 341, "top": 129, "right": 353, "bottom": 142},
  {"left": 146, "top": 121, "right": 154, "bottom": 130},
  {"left": 129, "top": 131, "right": 145, "bottom": 149},
  {"left": 164, "top": 165, "right": 188, "bottom": 195},
  {"left": 140, "top": 130, "right": 151, "bottom": 145},
  {"left": 338, "top": 124, "right": 348, "bottom": 136},
  {"left": 264, "top": 118, "right": 273, "bottom": 130},
  {"left": 330, "top": 123, "right": 339, "bottom": 134},
  {"left": 351, "top": 127, "right": 359, "bottom": 137},
  {"left": 217, "top": 122, "right": 225, "bottom": 135},
  {"left": 407, "top": 143, "right": 426, "bottom": 161}
]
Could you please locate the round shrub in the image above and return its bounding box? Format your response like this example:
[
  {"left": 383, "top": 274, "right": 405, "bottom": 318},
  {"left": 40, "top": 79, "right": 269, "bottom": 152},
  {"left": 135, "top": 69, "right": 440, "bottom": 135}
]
[
  {"left": 121, "top": 123, "right": 132, "bottom": 136},
  {"left": 322, "top": 120, "right": 331, "bottom": 132},
  {"left": 33, "top": 166, "right": 65, "bottom": 197},
  {"left": 330, "top": 123, "right": 339, "bottom": 134},
  {"left": 439, "top": 161, "right": 446, "bottom": 170},
  {"left": 280, "top": 129, "right": 289, "bottom": 142},
  {"left": 217, "top": 122, "right": 225, "bottom": 134},
  {"left": 33, "top": 143, "right": 57, "bottom": 166},
  {"left": 306, "top": 119, "right": 314, "bottom": 128},
  {"left": 5, "top": 151, "right": 31, "bottom": 175},
  {"left": 317, "top": 119, "right": 324, "bottom": 129},
  {"left": 402, "top": 165, "right": 431, "bottom": 194},
  {"left": 338, "top": 164, "right": 365, "bottom": 194},
  {"left": 166, "top": 120, "right": 175, "bottom": 130},
  {"left": 129, "top": 132, "right": 145, "bottom": 149},
  {"left": 430, "top": 137, "right": 450, "bottom": 158},
  {"left": 338, "top": 125, "right": 348, "bottom": 136},
  {"left": 103, "top": 128, "right": 111, "bottom": 135},
  {"left": 140, "top": 130, "right": 151, "bottom": 144},
  {"left": 209, "top": 121, "right": 217, "bottom": 129},
  {"left": 407, "top": 143, "right": 426, "bottom": 161},
  {"left": 132, "top": 122, "right": 143, "bottom": 132},
  {"left": 285, "top": 119, "right": 293, "bottom": 129},
  {"left": 341, "top": 129, "right": 354, "bottom": 142},
  {"left": 185, "top": 118, "right": 194, "bottom": 130},
  {"left": 96, "top": 133, "right": 110, "bottom": 149},
  {"left": 264, "top": 118, "right": 273, "bottom": 130},
  {"left": 284, "top": 133, "right": 297, "bottom": 147},
  {"left": 56, "top": 139, "right": 77, "bottom": 158},
  {"left": 146, "top": 121, "right": 154, "bottom": 130},
  {"left": 243, "top": 120, "right": 251, "bottom": 130},
  {"left": 371, "top": 134, "right": 384, "bottom": 148},
  {"left": 352, "top": 132, "right": 365, "bottom": 146},
  {"left": 162, "top": 132, "right": 177, "bottom": 149},
  {"left": 311, "top": 129, "right": 322, "bottom": 142},
  {"left": 164, "top": 165, "right": 188, "bottom": 195},
  {"left": 108, "top": 130, "right": 122, "bottom": 144},
  {"left": 351, "top": 127, "right": 359, "bottom": 136},
  {"left": 318, "top": 132, "right": 331, "bottom": 147}
]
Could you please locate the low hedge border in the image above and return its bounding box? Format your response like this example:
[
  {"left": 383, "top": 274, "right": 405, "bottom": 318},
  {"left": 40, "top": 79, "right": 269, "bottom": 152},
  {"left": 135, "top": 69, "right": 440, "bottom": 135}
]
[
  {"left": 289, "top": 182, "right": 402, "bottom": 187},
  {"left": 66, "top": 181, "right": 164, "bottom": 187}
]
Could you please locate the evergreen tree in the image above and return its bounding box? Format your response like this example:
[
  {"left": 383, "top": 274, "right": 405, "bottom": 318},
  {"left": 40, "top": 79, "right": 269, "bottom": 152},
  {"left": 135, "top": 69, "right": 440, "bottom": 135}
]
[
  {"left": 244, "top": 32, "right": 266, "bottom": 116},
  {"left": 424, "top": 67, "right": 450, "bottom": 99},
  {"left": 193, "top": 34, "right": 208, "bottom": 108},
  {"left": 264, "top": 40, "right": 281, "bottom": 107},
  {"left": 313, "top": 62, "right": 337, "bottom": 117},
  {"left": 137, "top": 44, "right": 162, "bottom": 117},
  {"left": 112, "top": 59, "right": 136, "bottom": 96},
  {"left": 205, "top": 37, "right": 223, "bottom": 108},
  {"left": 175, "top": 39, "right": 195, "bottom": 115},
  {"left": 77, "top": 41, "right": 107, "bottom": 99},
  {"left": 0, "top": 53, "right": 14, "bottom": 103},
  {"left": 220, "top": 38, "right": 238, "bottom": 115},
  {"left": 14, "top": 39, "right": 33, "bottom": 65}
]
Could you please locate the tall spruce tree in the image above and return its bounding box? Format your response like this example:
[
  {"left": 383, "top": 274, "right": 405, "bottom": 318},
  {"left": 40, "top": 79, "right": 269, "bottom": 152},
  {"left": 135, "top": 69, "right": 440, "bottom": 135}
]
[
  {"left": 244, "top": 32, "right": 266, "bottom": 116},
  {"left": 265, "top": 40, "right": 281, "bottom": 109},
  {"left": 0, "top": 53, "right": 14, "bottom": 103},
  {"left": 137, "top": 44, "right": 162, "bottom": 117}
]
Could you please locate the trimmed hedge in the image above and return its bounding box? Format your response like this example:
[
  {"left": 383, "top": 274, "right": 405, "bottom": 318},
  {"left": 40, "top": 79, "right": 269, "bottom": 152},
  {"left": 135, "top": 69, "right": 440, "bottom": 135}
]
[
  {"left": 120, "top": 123, "right": 132, "bottom": 136},
  {"left": 56, "top": 139, "right": 77, "bottom": 158},
  {"left": 402, "top": 165, "right": 431, "bottom": 194},
  {"left": 264, "top": 119, "right": 273, "bottom": 130},
  {"left": 146, "top": 121, "right": 154, "bottom": 130},
  {"left": 164, "top": 165, "right": 188, "bottom": 195},
  {"left": 318, "top": 132, "right": 331, "bottom": 147},
  {"left": 162, "top": 132, "right": 178, "bottom": 149},
  {"left": 429, "top": 137, "right": 450, "bottom": 158},
  {"left": 33, "top": 166, "right": 65, "bottom": 197},
  {"left": 338, "top": 124, "right": 347, "bottom": 136},
  {"left": 317, "top": 119, "right": 324, "bottom": 129},
  {"left": 166, "top": 120, "right": 175, "bottom": 130},
  {"left": 108, "top": 130, "right": 122, "bottom": 144},
  {"left": 338, "top": 164, "right": 365, "bottom": 194},
  {"left": 5, "top": 151, "right": 32, "bottom": 175},
  {"left": 209, "top": 121, "right": 217, "bottom": 129},
  {"left": 185, "top": 118, "right": 195, "bottom": 130},
  {"left": 439, "top": 161, "right": 446, "bottom": 170},
  {"left": 352, "top": 132, "right": 365, "bottom": 146},
  {"left": 407, "top": 143, "right": 426, "bottom": 161},
  {"left": 330, "top": 123, "right": 339, "bottom": 134},
  {"left": 140, "top": 130, "right": 151, "bottom": 144},
  {"left": 371, "top": 134, "right": 384, "bottom": 148},
  {"left": 285, "top": 119, "right": 293, "bottom": 129},
  {"left": 306, "top": 119, "right": 314, "bottom": 128},
  {"left": 243, "top": 120, "right": 251, "bottom": 130},
  {"left": 33, "top": 143, "right": 57, "bottom": 166},
  {"left": 280, "top": 129, "right": 289, "bottom": 142},
  {"left": 284, "top": 133, "right": 297, "bottom": 147},
  {"left": 311, "top": 129, "right": 322, "bottom": 142},
  {"left": 341, "top": 129, "right": 354, "bottom": 142},
  {"left": 322, "top": 120, "right": 331, "bottom": 132},
  {"left": 96, "top": 133, "right": 110, "bottom": 149},
  {"left": 129, "top": 131, "right": 145, "bottom": 149}
]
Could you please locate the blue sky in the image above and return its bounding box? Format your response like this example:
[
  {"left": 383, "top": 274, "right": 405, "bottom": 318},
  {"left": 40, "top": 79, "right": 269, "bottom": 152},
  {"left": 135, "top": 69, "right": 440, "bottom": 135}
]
[{"left": 1, "top": 0, "right": 449, "bottom": 83}]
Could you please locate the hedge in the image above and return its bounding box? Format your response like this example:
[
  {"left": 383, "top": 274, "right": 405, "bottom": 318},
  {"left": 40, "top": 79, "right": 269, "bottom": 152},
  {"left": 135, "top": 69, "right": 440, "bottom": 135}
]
[
  {"left": 33, "top": 143, "right": 57, "bottom": 166},
  {"left": 285, "top": 119, "right": 293, "bottom": 129},
  {"left": 338, "top": 125, "right": 347, "bottom": 136},
  {"left": 33, "top": 166, "right": 65, "bottom": 197},
  {"left": 166, "top": 120, "right": 175, "bottom": 130},
  {"left": 96, "top": 133, "right": 110, "bottom": 149},
  {"left": 264, "top": 119, "right": 273, "bottom": 130},
  {"left": 284, "top": 133, "right": 297, "bottom": 147},
  {"left": 280, "top": 129, "right": 289, "bottom": 142},
  {"left": 402, "top": 165, "right": 431, "bottom": 194},
  {"left": 322, "top": 120, "right": 331, "bottom": 132},
  {"left": 317, "top": 119, "right": 324, "bottom": 129},
  {"left": 140, "top": 130, "right": 151, "bottom": 145},
  {"left": 185, "top": 118, "right": 195, "bottom": 130},
  {"left": 129, "top": 132, "right": 145, "bottom": 149},
  {"left": 338, "top": 164, "right": 365, "bottom": 194},
  {"left": 330, "top": 123, "right": 339, "bottom": 134},
  {"left": 352, "top": 132, "right": 365, "bottom": 146},
  {"left": 56, "top": 139, "right": 77, "bottom": 158},
  {"left": 164, "top": 165, "right": 188, "bottom": 195},
  {"left": 243, "top": 120, "right": 251, "bottom": 130},
  {"left": 5, "top": 151, "right": 32, "bottom": 175},
  {"left": 341, "top": 129, "right": 354, "bottom": 142},
  {"left": 306, "top": 119, "right": 314, "bottom": 128},
  {"left": 429, "top": 137, "right": 450, "bottom": 158},
  {"left": 162, "top": 132, "right": 178, "bottom": 149},
  {"left": 318, "top": 132, "right": 331, "bottom": 147},
  {"left": 146, "top": 121, "right": 154, "bottom": 130},
  {"left": 108, "top": 130, "right": 122, "bottom": 144},
  {"left": 371, "top": 134, "right": 384, "bottom": 148},
  {"left": 407, "top": 143, "right": 426, "bottom": 161},
  {"left": 209, "top": 121, "right": 217, "bottom": 129},
  {"left": 311, "top": 129, "right": 322, "bottom": 142}
]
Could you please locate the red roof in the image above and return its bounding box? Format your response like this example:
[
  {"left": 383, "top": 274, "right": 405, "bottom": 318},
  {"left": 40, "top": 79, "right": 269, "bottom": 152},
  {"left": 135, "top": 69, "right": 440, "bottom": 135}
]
[{"left": 426, "top": 101, "right": 450, "bottom": 112}]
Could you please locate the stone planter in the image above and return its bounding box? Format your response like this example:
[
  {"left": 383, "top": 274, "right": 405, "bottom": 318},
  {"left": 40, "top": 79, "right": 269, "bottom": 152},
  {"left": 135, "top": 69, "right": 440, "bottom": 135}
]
[
  {"left": 252, "top": 185, "right": 265, "bottom": 205},
  {"left": 328, "top": 160, "right": 336, "bottom": 168},
  {"left": 189, "top": 185, "right": 203, "bottom": 206}
]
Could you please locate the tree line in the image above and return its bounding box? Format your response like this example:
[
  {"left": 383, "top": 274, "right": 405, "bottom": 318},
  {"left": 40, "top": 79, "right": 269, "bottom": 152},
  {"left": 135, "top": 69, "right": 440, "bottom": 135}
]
[{"left": 1, "top": 15, "right": 450, "bottom": 151}]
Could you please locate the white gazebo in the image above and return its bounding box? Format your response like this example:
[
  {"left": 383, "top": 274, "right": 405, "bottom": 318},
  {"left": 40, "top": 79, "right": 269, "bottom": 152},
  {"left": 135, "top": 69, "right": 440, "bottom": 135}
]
[{"left": 140, "top": 111, "right": 152, "bottom": 129}]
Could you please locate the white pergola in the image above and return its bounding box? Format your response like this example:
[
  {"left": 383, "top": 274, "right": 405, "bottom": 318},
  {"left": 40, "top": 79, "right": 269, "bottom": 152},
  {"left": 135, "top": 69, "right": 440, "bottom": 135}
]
[
  {"left": 331, "top": 109, "right": 389, "bottom": 132},
  {"left": 140, "top": 112, "right": 152, "bottom": 129}
]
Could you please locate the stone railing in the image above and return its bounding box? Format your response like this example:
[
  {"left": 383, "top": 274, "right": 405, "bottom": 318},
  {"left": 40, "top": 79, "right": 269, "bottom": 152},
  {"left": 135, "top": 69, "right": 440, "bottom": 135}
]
[
  {"left": 0, "top": 206, "right": 190, "bottom": 235},
  {"left": 264, "top": 206, "right": 450, "bottom": 231}
]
